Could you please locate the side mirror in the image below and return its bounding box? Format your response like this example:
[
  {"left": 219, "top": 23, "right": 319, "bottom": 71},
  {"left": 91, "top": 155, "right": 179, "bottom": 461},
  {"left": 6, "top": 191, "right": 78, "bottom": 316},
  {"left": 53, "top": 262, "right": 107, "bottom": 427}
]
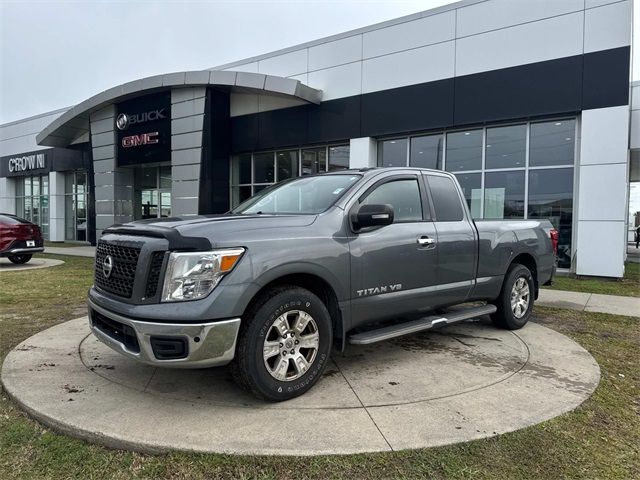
[{"left": 353, "top": 204, "right": 394, "bottom": 230}]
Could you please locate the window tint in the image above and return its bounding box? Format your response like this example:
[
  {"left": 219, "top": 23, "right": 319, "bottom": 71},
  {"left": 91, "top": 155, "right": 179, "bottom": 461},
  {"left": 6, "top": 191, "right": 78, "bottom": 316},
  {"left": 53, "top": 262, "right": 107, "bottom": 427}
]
[
  {"left": 484, "top": 170, "right": 525, "bottom": 219},
  {"left": 445, "top": 130, "right": 482, "bottom": 172},
  {"left": 528, "top": 168, "right": 573, "bottom": 268},
  {"left": 377, "top": 138, "right": 408, "bottom": 167},
  {"left": 410, "top": 134, "right": 443, "bottom": 169},
  {"left": 485, "top": 124, "right": 526, "bottom": 169},
  {"left": 529, "top": 119, "right": 575, "bottom": 167},
  {"left": 328, "top": 145, "right": 349, "bottom": 171},
  {"left": 427, "top": 175, "right": 464, "bottom": 222},
  {"left": 454, "top": 172, "right": 482, "bottom": 218},
  {"left": 361, "top": 179, "right": 423, "bottom": 222}
]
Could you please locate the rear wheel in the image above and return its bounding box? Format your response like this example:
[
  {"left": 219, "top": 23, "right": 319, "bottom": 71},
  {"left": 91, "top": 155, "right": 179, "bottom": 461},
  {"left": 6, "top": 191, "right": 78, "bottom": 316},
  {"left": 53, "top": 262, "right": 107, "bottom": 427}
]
[
  {"left": 491, "top": 264, "right": 534, "bottom": 330},
  {"left": 8, "top": 254, "right": 32, "bottom": 264},
  {"left": 231, "top": 286, "right": 333, "bottom": 401}
]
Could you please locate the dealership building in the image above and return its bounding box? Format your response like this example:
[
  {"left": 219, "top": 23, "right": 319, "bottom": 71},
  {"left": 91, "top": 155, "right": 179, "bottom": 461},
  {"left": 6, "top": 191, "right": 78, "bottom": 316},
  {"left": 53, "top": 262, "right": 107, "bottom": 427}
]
[{"left": 0, "top": 0, "right": 636, "bottom": 277}]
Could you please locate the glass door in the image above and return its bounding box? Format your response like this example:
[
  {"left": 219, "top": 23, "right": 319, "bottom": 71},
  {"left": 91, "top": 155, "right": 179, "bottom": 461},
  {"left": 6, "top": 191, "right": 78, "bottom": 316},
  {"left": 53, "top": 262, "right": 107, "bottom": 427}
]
[{"left": 135, "top": 165, "right": 172, "bottom": 219}]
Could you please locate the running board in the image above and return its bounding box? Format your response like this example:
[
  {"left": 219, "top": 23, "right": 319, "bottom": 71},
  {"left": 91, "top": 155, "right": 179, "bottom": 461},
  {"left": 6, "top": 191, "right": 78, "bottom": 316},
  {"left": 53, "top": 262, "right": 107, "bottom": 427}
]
[{"left": 348, "top": 304, "right": 497, "bottom": 345}]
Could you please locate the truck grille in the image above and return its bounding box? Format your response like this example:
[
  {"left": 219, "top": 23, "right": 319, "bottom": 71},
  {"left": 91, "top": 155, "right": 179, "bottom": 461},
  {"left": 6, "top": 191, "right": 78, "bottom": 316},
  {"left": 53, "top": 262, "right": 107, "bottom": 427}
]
[
  {"left": 145, "top": 252, "right": 166, "bottom": 298},
  {"left": 94, "top": 241, "right": 141, "bottom": 298}
]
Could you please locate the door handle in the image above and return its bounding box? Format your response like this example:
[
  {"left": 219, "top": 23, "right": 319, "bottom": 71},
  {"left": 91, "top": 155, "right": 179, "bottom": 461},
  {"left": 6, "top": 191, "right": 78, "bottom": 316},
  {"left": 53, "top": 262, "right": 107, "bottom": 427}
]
[{"left": 417, "top": 236, "right": 436, "bottom": 246}]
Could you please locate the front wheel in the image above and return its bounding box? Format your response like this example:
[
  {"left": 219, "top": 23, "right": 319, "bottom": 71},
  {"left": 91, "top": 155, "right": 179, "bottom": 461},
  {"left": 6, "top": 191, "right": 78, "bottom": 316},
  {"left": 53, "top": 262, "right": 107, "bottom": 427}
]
[
  {"left": 491, "top": 264, "right": 534, "bottom": 330},
  {"left": 231, "top": 286, "right": 333, "bottom": 401},
  {"left": 8, "top": 254, "right": 32, "bottom": 264}
]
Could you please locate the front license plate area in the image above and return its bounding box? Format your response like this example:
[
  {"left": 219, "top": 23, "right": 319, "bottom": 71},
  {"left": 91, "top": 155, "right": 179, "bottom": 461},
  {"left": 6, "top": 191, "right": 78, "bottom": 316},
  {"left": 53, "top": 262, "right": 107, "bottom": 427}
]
[{"left": 26, "top": 240, "right": 35, "bottom": 247}]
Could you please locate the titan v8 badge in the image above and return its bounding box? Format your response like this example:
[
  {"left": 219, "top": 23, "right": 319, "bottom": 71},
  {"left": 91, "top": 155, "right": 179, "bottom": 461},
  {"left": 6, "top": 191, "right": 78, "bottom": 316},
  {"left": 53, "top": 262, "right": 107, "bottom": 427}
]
[{"left": 356, "top": 284, "right": 402, "bottom": 297}]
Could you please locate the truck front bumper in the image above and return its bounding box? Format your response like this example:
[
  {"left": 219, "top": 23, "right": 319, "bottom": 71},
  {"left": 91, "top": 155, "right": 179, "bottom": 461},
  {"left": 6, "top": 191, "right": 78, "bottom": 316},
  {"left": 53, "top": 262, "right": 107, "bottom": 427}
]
[{"left": 88, "top": 299, "right": 241, "bottom": 368}]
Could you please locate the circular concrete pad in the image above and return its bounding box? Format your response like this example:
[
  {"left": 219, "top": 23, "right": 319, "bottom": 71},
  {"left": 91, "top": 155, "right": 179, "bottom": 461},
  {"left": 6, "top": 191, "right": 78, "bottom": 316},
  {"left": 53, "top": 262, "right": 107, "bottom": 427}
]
[
  {"left": 0, "top": 257, "right": 64, "bottom": 271},
  {"left": 2, "top": 317, "right": 599, "bottom": 455}
]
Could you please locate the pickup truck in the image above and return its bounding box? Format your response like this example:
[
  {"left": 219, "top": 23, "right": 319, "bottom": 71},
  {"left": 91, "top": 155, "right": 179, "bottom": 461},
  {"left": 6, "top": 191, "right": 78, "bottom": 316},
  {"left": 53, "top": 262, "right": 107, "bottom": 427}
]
[{"left": 88, "top": 168, "right": 556, "bottom": 401}]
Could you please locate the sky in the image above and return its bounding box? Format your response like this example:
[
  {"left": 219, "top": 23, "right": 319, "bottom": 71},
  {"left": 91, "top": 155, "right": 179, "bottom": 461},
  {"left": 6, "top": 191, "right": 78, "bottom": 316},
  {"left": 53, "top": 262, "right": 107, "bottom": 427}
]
[{"left": 0, "top": 0, "right": 638, "bottom": 125}]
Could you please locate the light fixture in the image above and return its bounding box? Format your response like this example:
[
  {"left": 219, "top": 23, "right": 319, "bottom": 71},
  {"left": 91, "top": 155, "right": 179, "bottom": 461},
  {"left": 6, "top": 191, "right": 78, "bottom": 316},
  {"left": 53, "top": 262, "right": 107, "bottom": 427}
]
[
  {"left": 464, "top": 132, "right": 471, "bottom": 136},
  {"left": 390, "top": 141, "right": 396, "bottom": 144},
  {"left": 555, "top": 122, "right": 562, "bottom": 126},
  {"left": 565, "top": 137, "right": 572, "bottom": 141},
  {"left": 487, "top": 144, "right": 492, "bottom": 148}
]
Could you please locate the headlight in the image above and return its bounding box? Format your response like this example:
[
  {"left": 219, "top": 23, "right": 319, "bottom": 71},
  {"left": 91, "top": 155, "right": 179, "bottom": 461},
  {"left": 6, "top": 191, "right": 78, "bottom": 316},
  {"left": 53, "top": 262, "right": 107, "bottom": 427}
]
[{"left": 161, "top": 248, "right": 245, "bottom": 302}]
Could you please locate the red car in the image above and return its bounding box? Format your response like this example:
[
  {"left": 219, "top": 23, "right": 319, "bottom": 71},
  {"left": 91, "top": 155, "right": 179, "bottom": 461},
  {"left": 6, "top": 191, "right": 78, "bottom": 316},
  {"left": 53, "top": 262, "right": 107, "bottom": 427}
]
[{"left": 0, "top": 213, "right": 44, "bottom": 264}]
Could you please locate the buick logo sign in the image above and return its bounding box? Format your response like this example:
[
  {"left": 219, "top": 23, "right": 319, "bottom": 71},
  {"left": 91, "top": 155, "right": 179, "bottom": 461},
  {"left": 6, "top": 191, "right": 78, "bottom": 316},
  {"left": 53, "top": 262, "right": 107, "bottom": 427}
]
[
  {"left": 116, "top": 113, "right": 129, "bottom": 131},
  {"left": 116, "top": 109, "right": 166, "bottom": 131},
  {"left": 103, "top": 255, "right": 114, "bottom": 278}
]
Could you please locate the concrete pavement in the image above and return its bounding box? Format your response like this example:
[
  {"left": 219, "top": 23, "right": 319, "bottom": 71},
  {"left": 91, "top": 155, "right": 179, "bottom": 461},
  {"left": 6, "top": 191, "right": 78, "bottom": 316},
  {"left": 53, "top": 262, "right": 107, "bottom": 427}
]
[
  {"left": 538, "top": 289, "right": 640, "bottom": 317},
  {"left": 1, "top": 316, "right": 599, "bottom": 455},
  {"left": 0, "top": 257, "right": 64, "bottom": 271}
]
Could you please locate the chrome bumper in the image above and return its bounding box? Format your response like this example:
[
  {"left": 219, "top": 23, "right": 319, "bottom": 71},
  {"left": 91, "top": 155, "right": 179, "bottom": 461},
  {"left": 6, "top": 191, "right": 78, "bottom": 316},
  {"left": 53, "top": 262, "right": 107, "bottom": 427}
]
[
  {"left": 88, "top": 299, "right": 241, "bottom": 368},
  {"left": 4, "top": 247, "right": 45, "bottom": 255}
]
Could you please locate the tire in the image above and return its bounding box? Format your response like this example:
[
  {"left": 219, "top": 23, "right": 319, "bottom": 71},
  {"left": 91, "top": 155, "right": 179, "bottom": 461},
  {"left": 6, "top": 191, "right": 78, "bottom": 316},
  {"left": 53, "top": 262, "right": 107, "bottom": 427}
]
[
  {"left": 491, "top": 263, "right": 534, "bottom": 330},
  {"left": 8, "top": 254, "right": 32, "bottom": 264},
  {"left": 231, "top": 286, "right": 333, "bottom": 401}
]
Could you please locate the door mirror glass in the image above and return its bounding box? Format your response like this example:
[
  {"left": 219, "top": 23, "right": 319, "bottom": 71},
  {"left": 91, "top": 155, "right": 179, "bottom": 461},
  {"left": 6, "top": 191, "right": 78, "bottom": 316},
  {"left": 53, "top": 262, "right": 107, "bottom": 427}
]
[{"left": 354, "top": 204, "right": 394, "bottom": 229}]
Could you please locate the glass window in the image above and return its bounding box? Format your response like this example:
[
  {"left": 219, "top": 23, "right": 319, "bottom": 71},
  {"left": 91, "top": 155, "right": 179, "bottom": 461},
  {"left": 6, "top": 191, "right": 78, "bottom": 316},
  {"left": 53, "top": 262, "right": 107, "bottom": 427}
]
[
  {"left": 454, "top": 173, "right": 482, "bottom": 218},
  {"left": 362, "top": 179, "right": 423, "bottom": 222},
  {"left": 253, "top": 152, "right": 275, "bottom": 183},
  {"left": 276, "top": 150, "right": 299, "bottom": 181},
  {"left": 24, "top": 177, "right": 32, "bottom": 197},
  {"left": 529, "top": 119, "right": 575, "bottom": 167},
  {"left": 377, "top": 138, "right": 408, "bottom": 167},
  {"left": 233, "top": 174, "right": 361, "bottom": 215},
  {"left": 528, "top": 168, "right": 574, "bottom": 268},
  {"left": 328, "top": 145, "right": 349, "bottom": 171},
  {"left": 485, "top": 124, "right": 526, "bottom": 169},
  {"left": 302, "top": 148, "right": 326, "bottom": 175},
  {"left": 232, "top": 154, "right": 252, "bottom": 184},
  {"left": 410, "top": 134, "right": 442, "bottom": 169},
  {"left": 231, "top": 185, "right": 252, "bottom": 206},
  {"left": 159, "top": 166, "right": 172, "bottom": 189},
  {"left": 428, "top": 175, "right": 464, "bottom": 222},
  {"left": 484, "top": 171, "right": 525, "bottom": 219},
  {"left": 446, "top": 130, "right": 482, "bottom": 172}
]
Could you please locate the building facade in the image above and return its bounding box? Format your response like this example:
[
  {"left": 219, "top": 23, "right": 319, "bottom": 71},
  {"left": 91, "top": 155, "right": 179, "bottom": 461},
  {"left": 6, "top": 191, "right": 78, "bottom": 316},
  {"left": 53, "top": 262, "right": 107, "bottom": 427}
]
[{"left": 0, "top": 0, "right": 635, "bottom": 277}]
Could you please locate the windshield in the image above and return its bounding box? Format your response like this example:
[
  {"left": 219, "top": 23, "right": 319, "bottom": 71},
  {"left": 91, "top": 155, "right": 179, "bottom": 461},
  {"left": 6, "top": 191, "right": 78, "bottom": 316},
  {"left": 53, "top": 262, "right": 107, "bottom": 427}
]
[{"left": 232, "top": 174, "right": 361, "bottom": 215}]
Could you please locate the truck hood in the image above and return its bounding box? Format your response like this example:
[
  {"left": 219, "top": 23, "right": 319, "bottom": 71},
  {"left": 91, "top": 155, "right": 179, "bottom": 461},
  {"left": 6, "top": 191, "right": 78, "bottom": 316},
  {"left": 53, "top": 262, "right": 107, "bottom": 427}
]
[{"left": 104, "top": 214, "right": 318, "bottom": 248}]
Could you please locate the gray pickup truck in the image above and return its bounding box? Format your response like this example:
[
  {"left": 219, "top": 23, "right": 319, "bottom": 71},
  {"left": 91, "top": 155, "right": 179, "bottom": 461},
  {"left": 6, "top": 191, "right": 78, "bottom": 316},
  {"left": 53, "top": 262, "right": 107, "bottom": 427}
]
[{"left": 88, "top": 168, "right": 556, "bottom": 400}]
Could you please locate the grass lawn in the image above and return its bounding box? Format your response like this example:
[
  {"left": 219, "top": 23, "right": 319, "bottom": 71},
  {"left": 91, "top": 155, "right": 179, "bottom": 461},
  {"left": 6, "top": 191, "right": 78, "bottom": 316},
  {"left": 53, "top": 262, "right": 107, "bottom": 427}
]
[
  {"left": 542, "top": 262, "right": 640, "bottom": 298},
  {"left": 1, "top": 255, "right": 638, "bottom": 479}
]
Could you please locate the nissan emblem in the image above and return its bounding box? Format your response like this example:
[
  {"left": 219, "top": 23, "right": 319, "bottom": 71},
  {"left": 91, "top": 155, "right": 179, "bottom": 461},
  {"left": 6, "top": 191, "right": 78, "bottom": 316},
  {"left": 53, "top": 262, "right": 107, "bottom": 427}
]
[{"left": 103, "top": 255, "right": 114, "bottom": 278}]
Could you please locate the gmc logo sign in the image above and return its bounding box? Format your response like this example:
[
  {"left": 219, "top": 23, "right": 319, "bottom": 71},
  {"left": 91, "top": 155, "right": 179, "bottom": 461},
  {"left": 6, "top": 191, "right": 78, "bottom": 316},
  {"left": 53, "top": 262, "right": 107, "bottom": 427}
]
[{"left": 121, "top": 132, "right": 159, "bottom": 148}]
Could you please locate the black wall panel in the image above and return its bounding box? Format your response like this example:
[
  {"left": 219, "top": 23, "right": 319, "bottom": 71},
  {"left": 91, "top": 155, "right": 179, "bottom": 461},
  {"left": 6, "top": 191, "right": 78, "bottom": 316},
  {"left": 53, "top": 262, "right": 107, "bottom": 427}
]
[
  {"left": 583, "top": 46, "right": 630, "bottom": 110},
  {"left": 227, "top": 47, "right": 630, "bottom": 155},
  {"left": 453, "top": 55, "right": 584, "bottom": 126},
  {"left": 200, "top": 88, "right": 231, "bottom": 214},
  {"left": 307, "top": 96, "right": 361, "bottom": 144},
  {"left": 361, "top": 79, "right": 454, "bottom": 137}
]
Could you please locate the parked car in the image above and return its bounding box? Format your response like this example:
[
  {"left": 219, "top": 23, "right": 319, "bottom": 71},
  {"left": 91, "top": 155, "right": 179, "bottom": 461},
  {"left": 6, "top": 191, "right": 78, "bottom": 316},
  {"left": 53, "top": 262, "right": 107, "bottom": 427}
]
[
  {"left": 88, "top": 168, "right": 556, "bottom": 401},
  {"left": 0, "top": 213, "right": 44, "bottom": 264}
]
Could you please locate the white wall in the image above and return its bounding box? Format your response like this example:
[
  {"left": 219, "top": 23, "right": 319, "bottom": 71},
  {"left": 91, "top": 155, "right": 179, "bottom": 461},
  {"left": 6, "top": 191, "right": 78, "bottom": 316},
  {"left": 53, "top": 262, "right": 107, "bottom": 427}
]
[
  {"left": 576, "top": 106, "right": 630, "bottom": 277},
  {"left": 218, "top": 0, "right": 631, "bottom": 115},
  {"left": 0, "top": 108, "right": 69, "bottom": 157}
]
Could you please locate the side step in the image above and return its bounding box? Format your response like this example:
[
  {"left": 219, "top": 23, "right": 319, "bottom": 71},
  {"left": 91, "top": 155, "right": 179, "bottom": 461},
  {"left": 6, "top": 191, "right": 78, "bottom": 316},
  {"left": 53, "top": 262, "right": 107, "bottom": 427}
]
[{"left": 348, "top": 304, "right": 497, "bottom": 345}]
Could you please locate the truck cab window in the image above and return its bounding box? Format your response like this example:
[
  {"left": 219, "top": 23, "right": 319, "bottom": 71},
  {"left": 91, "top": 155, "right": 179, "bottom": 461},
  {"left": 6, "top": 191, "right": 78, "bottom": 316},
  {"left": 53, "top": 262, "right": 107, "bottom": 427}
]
[
  {"left": 361, "top": 179, "right": 423, "bottom": 222},
  {"left": 427, "top": 175, "right": 464, "bottom": 222}
]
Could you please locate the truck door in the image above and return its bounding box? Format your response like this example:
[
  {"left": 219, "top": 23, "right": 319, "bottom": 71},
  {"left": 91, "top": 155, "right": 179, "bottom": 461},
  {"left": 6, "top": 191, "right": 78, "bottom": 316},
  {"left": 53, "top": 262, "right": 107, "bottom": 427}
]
[
  {"left": 348, "top": 174, "right": 439, "bottom": 328},
  {"left": 424, "top": 173, "right": 477, "bottom": 305}
]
